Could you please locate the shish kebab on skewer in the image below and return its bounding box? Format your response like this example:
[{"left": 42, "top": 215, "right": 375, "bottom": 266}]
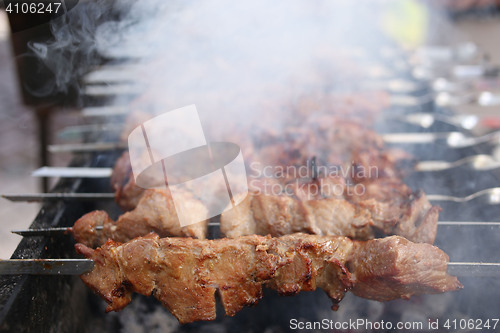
[
  {"left": 3, "top": 115, "right": 471, "bottom": 246},
  {"left": 0, "top": 106, "right": 470, "bottom": 248},
  {"left": 9, "top": 170, "right": 440, "bottom": 247},
  {"left": 6, "top": 104, "right": 495, "bottom": 251},
  {"left": 10, "top": 148, "right": 440, "bottom": 248},
  {"left": 75, "top": 115, "right": 441, "bottom": 246},
  {"left": 0, "top": 233, "right": 462, "bottom": 324}
]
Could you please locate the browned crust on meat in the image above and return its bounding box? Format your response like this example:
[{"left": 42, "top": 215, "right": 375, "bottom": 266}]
[{"left": 76, "top": 233, "right": 461, "bottom": 324}]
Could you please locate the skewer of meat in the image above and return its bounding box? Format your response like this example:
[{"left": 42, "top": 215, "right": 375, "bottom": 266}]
[
  {"left": 75, "top": 232, "right": 462, "bottom": 324},
  {"left": 72, "top": 113, "right": 433, "bottom": 247},
  {"left": 74, "top": 171, "right": 439, "bottom": 248},
  {"left": 221, "top": 180, "right": 439, "bottom": 244},
  {"left": 111, "top": 140, "right": 438, "bottom": 244},
  {"left": 74, "top": 140, "right": 436, "bottom": 248}
]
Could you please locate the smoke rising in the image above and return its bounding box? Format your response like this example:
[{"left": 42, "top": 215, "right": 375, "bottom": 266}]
[
  {"left": 24, "top": 0, "right": 129, "bottom": 97},
  {"left": 96, "top": 0, "right": 387, "bottom": 129},
  {"left": 31, "top": 0, "right": 397, "bottom": 128}
]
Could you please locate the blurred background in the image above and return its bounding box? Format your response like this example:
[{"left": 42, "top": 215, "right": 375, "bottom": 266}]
[{"left": 0, "top": 0, "right": 499, "bottom": 258}]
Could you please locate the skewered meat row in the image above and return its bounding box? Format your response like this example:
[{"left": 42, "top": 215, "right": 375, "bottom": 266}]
[
  {"left": 68, "top": 111, "right": 434, "bottom": 247},
  {"left": 75, "top": 233, "right": 461, "bottom": 324},
  {"left": 77, "top": 120, "right": 438, "bottom": 248},
  {"left": 221, "top": 182, "right": 439, "bottom": 244},
  {"left": 75, "top": 171, "right": 438, "bottom": 248}
]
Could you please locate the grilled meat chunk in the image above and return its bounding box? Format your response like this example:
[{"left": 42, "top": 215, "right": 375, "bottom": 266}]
[
  {"left": 75, "top": 233, "right": 461, "bottom": 324},
  {"left": 221, "top": 178, "right": 439, "bottom": 244},
  {"left": 73, "top": 189, "right": 208, "bottom": 247},
  {"left": 348, "top": 236, "right": 460, "bottom": 301}
]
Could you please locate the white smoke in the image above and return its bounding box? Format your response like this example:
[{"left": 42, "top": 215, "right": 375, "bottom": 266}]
[
  {"left": 31, "top": 0, "right": 437, "bottom": 134},
  {"left": 87, "top": 0, "right": 390, "bottom": 132}
]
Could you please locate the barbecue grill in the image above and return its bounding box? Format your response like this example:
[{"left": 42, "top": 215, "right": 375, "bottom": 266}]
[{"left": 2, "top": 1, "right": 500, "bottom": 332}]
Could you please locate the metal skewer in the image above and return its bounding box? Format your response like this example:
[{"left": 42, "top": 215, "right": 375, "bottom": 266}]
[
  {"left": 11, "top": 226, "right": 103, "bottom": 237},
  {"left": 446, "top": 262, "right": 500, "bottom": 277},
  {"left": 82, "top": 64, "right": 142, "bottom": 84},
  {"left": 81, "top": 106, "right": 128, "bottom": 117},
  {"left": 48, "top": 134, "right": 446, "bottom": 153},
  {"left": 437, "top": 221, "right": 500, "bottom": 226},
  {"left": 415, "top": 154, "right": 500, "bottom": 172},
  {"left": 84, "top": 83, "right": 144, "bottom": 96},
  {"left": 47, "top": 142, "right": 127, "bottom": 153},
  {"left": 427, "top": 188, "right": 500, "bottom": 204},
  {"left": 48, "top": 133, "right": 441, "bottom": 154},
  {"left": 382, "top": 130, "right": 500, "bottom": 148},
  {"left": 57, "top": 123, "right": 122, "bottom": 140},
  {"left": 31, "top": 166, "right": 113, "bottom": 178},
  {"left": 2, "top": 193, "right": 115, "bottom": 202},
  {"left": 0, "top": 259, "right": 94, "bottom": 275},
  {"left": 47, "top": 131, "right": 500, "bottom": 154},
  {"left": 5, "top": 188, "right": 500, "bottom": 204},
  {"left": 381, "top": 132, "right": 457, "bottom": 144},
  {"left": 32, "top": 167, "right": 113, "bottom": 178},
  {"left": 10, "top": 221, "right": 499, "bottom": 238},
  {"left": 398, "top": 113, "right": 479, "bottom": 131},
  {"left": 77, "top": 106, "right": 486, "bottom": 136},
  {"left": 0, "top": 258, "right": 496, "bottom": 276},
  {"left": 34, "top": 154, "right": 500, "bottom": 178}
]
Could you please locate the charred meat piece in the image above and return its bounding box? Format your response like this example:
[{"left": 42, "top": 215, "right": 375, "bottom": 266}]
[
  {"left": 73, "top": 189, "right": 208, "bottom": 248},
  {"left": 76, "top": 233, "right": 461, "bottom": 324}
]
